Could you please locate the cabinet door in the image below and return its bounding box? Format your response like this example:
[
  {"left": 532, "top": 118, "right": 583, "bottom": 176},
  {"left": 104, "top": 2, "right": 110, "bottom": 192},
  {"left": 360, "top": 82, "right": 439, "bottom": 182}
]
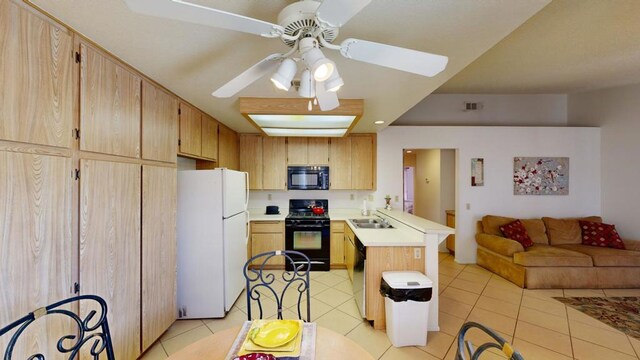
[
  {"left": 308, "top": 138, "right": 329, "bottom": 165},
  {"left": 80, "top": 44, "right": 141, "bottom": 158},
  {"left": 351, "top": 135, "right": 375, "bottom": 190},
  {"left": 239, "top": 134, "right": 263, "bottom": 189},
  {"left": 251, "top": 233, "right": 284, "bottom": 265},
  {"left": 178, "top": 102, "right": 202, "bottom": 156},
  {"left": 142, "top": 165, "right": 177, "bottom": 351},
  {"left": 218, "top": 125, "right": 239, "bottom": 170},
  {"left": 201, "top": 114, "right": 219, "bottom": 160},
  {"left": 79, "top": 159, "right": 141, "bottom": 360},
  {"left": 263, "top": 137, "right": 287, "bottom": 190},
  {"left": 329, "top": 137, "right": 351, "bottom": 189},
  {"left": 330, "top": 231, "right": 345, "bottom": 265},
  {"left": 287, "top": 137, "right": 308, "bottom": 165},
  {"left": 0, "top": 1, "right": 73, "bottom": 148},
  {"left": 0, "top": 152, "right": 72, "bottom": 358},
  {"left": 142, "top": 80, "right": 178, "bottom": 163}
]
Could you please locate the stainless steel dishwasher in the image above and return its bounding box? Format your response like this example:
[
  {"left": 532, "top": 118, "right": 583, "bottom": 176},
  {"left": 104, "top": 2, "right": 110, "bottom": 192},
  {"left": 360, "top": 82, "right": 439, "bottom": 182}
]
[{"left": 352, "top": 237, "right": 366, "bottom": 318}]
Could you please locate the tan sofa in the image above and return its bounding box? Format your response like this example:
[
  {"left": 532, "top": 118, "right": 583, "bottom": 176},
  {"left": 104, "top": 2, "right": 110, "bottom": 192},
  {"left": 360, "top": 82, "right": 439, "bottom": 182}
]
[{"left": 476, "top": 215, "right": 640, "bottom": 289}]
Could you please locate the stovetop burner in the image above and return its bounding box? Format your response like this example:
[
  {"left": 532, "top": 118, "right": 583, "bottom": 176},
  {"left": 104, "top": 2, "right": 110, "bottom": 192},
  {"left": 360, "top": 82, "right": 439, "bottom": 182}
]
[
  {"left": 286, "top": 199, "right": 330, "bottom": 220},
  {"left": 287, "top": 211, "right": 330, "bottom": 219}
]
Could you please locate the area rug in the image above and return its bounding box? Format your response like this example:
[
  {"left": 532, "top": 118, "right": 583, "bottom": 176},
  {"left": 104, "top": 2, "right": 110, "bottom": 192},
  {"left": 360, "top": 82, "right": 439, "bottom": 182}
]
[{"left": 553, "top": 297, "right": 640, "bottom": 340}]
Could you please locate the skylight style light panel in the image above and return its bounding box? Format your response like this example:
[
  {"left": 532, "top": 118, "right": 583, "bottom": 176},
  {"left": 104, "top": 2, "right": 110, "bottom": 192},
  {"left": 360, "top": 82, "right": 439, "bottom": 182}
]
[{"left": 248, "top": 114, "right": 356, "bottom": 129}]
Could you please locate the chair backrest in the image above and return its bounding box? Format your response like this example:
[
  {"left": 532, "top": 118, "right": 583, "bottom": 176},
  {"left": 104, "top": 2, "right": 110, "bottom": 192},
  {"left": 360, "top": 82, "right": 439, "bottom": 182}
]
[
  {"left": 243, "top": 250, "right": 311, "bottom": 322},
  {"left": 0, "top": 295, "right": 115, "bottom": 360}
]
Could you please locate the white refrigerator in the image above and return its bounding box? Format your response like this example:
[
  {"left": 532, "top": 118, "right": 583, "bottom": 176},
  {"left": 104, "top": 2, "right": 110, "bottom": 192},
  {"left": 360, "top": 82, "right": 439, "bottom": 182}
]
[{"left": 177, "top": 169, "right": 249, "bottom": 318}]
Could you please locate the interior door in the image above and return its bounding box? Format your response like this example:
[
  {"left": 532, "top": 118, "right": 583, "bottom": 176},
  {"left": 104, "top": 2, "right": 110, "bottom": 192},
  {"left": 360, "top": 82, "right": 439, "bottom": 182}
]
[
  {"left": 223, "top": 169, "right": 248, "bottom": 217},
  {"left": 224, "top": 211, "right": 249, "bottom": 311}
]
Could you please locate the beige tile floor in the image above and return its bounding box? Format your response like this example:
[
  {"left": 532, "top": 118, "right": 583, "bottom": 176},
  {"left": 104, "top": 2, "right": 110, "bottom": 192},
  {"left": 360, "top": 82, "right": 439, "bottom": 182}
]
[{"left": 141, "top": 254, "right": 640, "bottom": 359}]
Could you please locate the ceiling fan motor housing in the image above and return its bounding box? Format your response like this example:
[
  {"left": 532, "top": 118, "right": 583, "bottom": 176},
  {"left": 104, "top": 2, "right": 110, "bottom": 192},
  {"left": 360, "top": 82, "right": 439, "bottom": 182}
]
[{"left": 277, "top": 0, "right": 338, "bottom": 47}]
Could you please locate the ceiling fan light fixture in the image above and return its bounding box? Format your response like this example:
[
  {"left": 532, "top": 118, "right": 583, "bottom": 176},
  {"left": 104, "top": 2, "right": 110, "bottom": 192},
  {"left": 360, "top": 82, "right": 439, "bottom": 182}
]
[
  {"left": 325, "top": 68, "right": 344, "bottom": 92},
  {"left": 270, "top": 58, "right": 297, "bottom": 91},
  {"left": 298, "top": 69, "right": 316, "bottom": 98},
  {"left": 302, "top": 47, "right": 335, "bottom": 81}
]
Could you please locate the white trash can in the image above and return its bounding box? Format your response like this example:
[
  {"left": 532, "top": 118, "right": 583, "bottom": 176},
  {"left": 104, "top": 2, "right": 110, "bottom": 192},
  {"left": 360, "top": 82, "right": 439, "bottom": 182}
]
[{"left": 380, "top": 271, "right": 433, "bottom": 347}]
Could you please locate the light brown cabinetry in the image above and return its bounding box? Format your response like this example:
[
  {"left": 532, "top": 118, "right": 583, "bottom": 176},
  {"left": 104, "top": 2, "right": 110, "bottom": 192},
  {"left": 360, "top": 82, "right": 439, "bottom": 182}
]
[
  {"left": 250, "top": 221, "right": 285, "bottom": 267},
  {"left": 80, "top": 43, "right": 141, "bottom": 158},
  {"left": 240, "top": 134, "right": 263, "bottom": 189},
  {"left": 263, "top": 137, "right": 287, "bottom": 190},
  {"left": 0, "top": 1, "right": 74, "bottom": 148},
  {"left": 79, "top": 159, "right": 141, "bottom": 360},
  {"left": 142, "top": 80, "right": 178, "bottom": 163},
  {"left": 178, "top": 102, "right": 202, "bottom": 157},
  {"left": 330, "top": 221, "right": 346, "bottom": 266},
  {"left": 329, "top": 137, "right": 352, "bottom": 189},
  {"left": 218, "top": 124, "right": 239, "bottom": 170},
  {"left": 142, "top": 166, "right": 177, "bottom": 351},
  {"left": 308, "top": 138, "right": 330, "bottom": 165},
  {"left": 344, "top": 225, "right": 356, "bottom": 281},
  {"left": 0, "top": 151, "right": 73, "bottom": 358},
  {"left": 446, "top": 210, "right": 455, "bottom": 254},
  {"left": 201, "top": 114, "right": 219, "bottom": 160},
  {"left": 351, "top": 135, "right": 376, "bottom": 190},
  {"left": 287, "top": 137, "right": 308, "bottom": 165}
]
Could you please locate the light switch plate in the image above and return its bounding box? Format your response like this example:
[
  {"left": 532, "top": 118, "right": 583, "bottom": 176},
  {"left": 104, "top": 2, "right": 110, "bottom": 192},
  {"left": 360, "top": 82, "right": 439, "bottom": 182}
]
[
  {"left": 368, "top": 194, "right": 374, "bottom": 201},
  {"left": 414, "top": 248, "right": 421, "bottom": 259}
]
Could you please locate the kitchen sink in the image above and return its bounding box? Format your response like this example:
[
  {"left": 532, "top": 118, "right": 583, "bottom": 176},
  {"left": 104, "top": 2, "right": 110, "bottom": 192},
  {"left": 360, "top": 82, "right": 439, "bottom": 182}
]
[{"left": 350, "top": 218, "right": 394, "bottom": 229}]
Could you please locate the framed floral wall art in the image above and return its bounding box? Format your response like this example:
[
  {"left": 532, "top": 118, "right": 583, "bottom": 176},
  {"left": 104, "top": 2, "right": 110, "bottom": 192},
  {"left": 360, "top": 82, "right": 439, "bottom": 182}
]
[{"left": 513, "top": 157, "right": 569, "bottom": 195}]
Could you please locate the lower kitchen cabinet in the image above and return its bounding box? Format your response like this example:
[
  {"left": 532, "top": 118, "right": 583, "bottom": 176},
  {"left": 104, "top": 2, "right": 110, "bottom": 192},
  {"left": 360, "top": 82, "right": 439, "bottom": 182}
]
[
  {"left": 141, "top": 165, "right": 177, "bottom": 351},
  {"left": 250, "top": 221, "right": 285, "bottom": 267},
  {"left": 330, "top": 221, "right": 345, "bottom": 266}
]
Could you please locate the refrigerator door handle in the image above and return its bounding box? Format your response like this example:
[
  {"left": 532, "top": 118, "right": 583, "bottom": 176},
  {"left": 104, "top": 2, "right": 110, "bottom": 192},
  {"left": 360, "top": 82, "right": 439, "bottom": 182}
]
[
  {"left": 244, "top": 172, "right": 249, "bottom": 209},
  {"left": 245, "top": 210, "right": 250, "bottom": 245}
]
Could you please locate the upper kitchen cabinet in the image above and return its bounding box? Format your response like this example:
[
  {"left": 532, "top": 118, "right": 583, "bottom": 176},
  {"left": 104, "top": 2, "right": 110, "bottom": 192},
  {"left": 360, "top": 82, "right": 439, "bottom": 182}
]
[
  {"left": 142, "top": 80, "right": 178, "bottom": 163},
  {"left": 178, "top": 102, "right": 202, "bottom": 157},
  {"left": 287, "top": 137, "right": 329, "bottom": 165},
  {"left": 201, "top": 114, "right": 219, "bottom": 161},
  {"left": 80, "top": 43, "right": 141, "bottom": 158},
  {"left": 239, "top": 134, "right": 263, "bottom": 189},
  {"left": 351, "top": 134, "right": 376, "bottom": 190},
  {"left": 329, "top": 137, "right": 352, "bottom": 189},
  {"left": 263, "top": 137, "right": 287, "bottom": 190},
  {"left": 0, "top": 1, "right": 74, "bottom": 148},
  {"left": 218, "top": 124, "right": 239, "bottom": 170}
]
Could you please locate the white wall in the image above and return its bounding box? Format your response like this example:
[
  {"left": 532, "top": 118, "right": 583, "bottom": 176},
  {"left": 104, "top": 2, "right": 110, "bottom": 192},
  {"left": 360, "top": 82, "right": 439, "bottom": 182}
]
[
  {"left": 177, "top": 157, "right": 196, "bottom": 171},
  {"left": 376, "top": 126, "right": 601, "bottom": 263},
  {"left": 440, "top": 149, "right": 456, "bottom": 223},
  {"left": 568, "top": 83, "right": 640, "bottom": 239},
  {"left": 249, "top": 190, "right": 375, "bottom": 213},
  {"left": 395, "top": 94, "right": 568, "bottom": 126}
]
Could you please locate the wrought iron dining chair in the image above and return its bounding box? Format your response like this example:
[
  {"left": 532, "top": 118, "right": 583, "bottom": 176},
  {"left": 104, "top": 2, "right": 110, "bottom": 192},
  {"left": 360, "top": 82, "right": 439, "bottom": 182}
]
[
  {"left": 243, "top": 250, "right": 311, "bottom": 322},
  {"left": 456, "top": 321, "right": 524, "bottom": 360},
  {"left": 0, "top": 294, "right": 115, "bottom": 360}
]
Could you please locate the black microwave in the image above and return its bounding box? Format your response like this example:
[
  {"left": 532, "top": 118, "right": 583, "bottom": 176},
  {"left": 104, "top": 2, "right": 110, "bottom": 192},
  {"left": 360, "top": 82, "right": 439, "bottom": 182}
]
[{"left": 287, "top": 166, "right": 329, "bottom": 190}]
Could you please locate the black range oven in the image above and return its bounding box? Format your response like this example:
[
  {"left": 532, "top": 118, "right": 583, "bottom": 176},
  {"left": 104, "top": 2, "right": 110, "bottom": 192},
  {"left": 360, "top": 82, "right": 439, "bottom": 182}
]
[{"left": 285, "top": 199, "right": 330, "bottom": 271}]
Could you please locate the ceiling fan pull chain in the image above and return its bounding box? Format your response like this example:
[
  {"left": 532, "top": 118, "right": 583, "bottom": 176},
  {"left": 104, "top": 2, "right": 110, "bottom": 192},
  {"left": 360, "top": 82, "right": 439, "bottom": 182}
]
[{"left": 308, "top": 99, "right": 313, "bottom": 111}]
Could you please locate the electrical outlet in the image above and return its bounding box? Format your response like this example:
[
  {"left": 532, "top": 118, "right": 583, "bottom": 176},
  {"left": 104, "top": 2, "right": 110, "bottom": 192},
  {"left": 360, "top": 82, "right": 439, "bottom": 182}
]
[
  {"left": 350, "top": 194, "right": 355, "bottom": 200},
  {"left": 466, "top": 203, "right": 471, "bottom": 210},
  {"left": 268, "top": 194, "right": 272, "bottom": 201},
  {"left": 394, "top": 195, "right": 399, "bottom": 202},
  {"left": 414, "top": 248, "right": 421, "bottom": 259},
  {"left": 368, "top": 194, "right": 374, "bottom": 201}
]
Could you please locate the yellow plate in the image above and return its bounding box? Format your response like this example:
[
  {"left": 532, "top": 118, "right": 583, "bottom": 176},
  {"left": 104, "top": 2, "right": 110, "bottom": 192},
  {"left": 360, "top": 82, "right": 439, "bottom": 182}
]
[{"left": 248, "top": 320, "right": 300, "bottom": 348}]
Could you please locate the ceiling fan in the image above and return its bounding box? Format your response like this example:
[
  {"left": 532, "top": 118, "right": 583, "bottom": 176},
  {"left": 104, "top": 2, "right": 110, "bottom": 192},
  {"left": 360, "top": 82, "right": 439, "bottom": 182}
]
[{"left": 124, "top": 0, "right": 449, "bottom": 111}]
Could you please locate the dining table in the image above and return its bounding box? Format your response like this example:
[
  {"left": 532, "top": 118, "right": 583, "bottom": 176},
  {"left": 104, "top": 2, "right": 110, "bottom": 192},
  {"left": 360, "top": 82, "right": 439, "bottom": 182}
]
[{"left": 167, "top": 324, "right": 375, "bottom": 360}]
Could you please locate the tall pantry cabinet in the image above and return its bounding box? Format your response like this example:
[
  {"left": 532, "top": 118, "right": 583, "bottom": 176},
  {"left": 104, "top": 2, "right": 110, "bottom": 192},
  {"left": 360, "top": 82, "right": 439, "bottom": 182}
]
[{"left": 0, "top": 1, "right": 177, "bottom": 358}]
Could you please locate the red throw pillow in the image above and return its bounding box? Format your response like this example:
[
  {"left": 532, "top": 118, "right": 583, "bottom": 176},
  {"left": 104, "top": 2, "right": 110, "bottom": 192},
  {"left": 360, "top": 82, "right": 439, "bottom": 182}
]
[
  {"left": 579, "top": 220, "right": 626, "bottom": 249},
  {"left": 500, "top": 220, "right": 534, "bottom": 248}
]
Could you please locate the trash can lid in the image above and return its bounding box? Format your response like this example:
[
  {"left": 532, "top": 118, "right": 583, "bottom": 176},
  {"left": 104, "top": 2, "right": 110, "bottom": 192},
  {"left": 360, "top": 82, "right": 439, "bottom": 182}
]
[{"left": 382, "top": 271, "right": 432, "bottom": 289}]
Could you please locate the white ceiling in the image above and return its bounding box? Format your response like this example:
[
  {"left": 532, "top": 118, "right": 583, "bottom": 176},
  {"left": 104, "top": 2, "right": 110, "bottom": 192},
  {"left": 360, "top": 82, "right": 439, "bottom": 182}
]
[
  {"left": 29, "top": 0, "right": 550, "bottom": 133},
  {"left": 437, "top": 0, "right": 640, "bottom": 94}
]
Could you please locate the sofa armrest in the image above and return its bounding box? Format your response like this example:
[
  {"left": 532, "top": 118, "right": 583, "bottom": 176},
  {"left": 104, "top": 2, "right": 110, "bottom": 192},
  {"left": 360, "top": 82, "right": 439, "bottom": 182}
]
[
  {"left": 476, "top": 233, "right": 524, "bottom": 257},
  {"left": 623, "top": 239, "right": 640, "bottom": 251}
]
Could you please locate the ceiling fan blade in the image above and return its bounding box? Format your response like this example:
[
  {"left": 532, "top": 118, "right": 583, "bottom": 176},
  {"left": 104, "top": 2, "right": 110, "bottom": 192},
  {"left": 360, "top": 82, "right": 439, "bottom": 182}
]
[
  {"left": 315, "top": 82, "right": 340, "bottom": 111},
  {"left": 124, "top": 0, "right": 283, "bottom": 37},
  {"left": 339, "top": 38, "right": 448, "bottom": 77},
  {"left": 315, "top": 0, "right": 372, "bottom": 28},
  {"left": 212, "top": 54, "right": 283, "bottom": 98}
]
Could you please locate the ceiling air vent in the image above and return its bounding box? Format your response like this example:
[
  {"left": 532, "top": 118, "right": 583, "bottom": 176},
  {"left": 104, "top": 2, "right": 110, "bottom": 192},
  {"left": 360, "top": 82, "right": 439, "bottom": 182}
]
[{"left": 463, "top": 102, "right": 483, "bottom": 111}]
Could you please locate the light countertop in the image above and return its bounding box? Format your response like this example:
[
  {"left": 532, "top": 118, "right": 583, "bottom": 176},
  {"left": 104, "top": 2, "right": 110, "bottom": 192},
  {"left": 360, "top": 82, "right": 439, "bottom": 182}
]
[{"left": 248, "top": 209, "right": 286, "bottom": 221}]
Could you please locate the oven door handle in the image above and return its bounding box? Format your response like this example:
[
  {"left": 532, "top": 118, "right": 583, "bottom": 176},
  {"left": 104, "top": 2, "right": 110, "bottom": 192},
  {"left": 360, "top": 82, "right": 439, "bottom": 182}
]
[{"left": 289, "top": 224, "right": 325, "bottom": 228}]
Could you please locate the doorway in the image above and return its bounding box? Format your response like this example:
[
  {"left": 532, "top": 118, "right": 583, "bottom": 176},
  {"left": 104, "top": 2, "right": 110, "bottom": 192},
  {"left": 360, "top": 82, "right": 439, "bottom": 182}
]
[{"left": 403, "top": 148, "right": 457, "bottom": 253}]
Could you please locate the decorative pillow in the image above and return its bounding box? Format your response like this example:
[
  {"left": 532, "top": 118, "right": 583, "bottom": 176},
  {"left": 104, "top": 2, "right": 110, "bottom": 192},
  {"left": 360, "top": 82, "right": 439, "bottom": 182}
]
[
  {"left": 500, "top": 220, "right": 534, "bottom": 248},
  {"left": 579, "top": 220, "right": 626, "bottom": 249}
]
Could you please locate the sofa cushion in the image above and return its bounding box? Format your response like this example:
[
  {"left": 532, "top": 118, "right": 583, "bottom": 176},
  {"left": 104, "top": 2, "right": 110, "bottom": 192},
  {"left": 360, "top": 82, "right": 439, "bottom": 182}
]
[
  {"left": 500, "top": 220, "right": 534, "bottom": 248},
  {"left": 555, "top": 244, "right": 640, "bottom": 267},
  {"left": 476, "top": 233, "right": 525, "bottom": 257},
  {"left": 579, "top": 220, "right": 625, "bottom": 249},
  {"left": 482, "top": 215, "right": 549, "bottom": 244},
  {"left": 513, "top": 245, "right": 593, "bottom": 267},
  {"left": 542, "top": 216, "right": 602, "bottom": 245}
]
